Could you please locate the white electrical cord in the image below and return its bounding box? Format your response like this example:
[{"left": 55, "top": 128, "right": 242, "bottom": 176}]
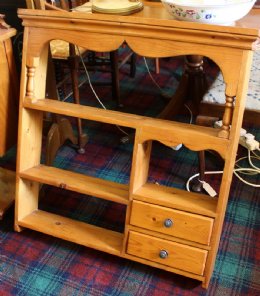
[
  {"left": 184, "top": 104, "right": 193, "bottom": 124},
  {"left": 143, "top": 57, "right": 193, "bottom": 124},
  {"left": 235, "top": 156, "right": 258, "bottom": 175},
  {"left": 233, "top": 168, "right": 260, "bottom": 187},
  {"left": 252, "top": 149, "right": 260, "bottom": 159},
  {"left": 186, "top": 147, "right": 260, "bottom": 192},
  {"left": 76, "top": 46, "right": 129, "bottom": 137},
  {"left": 186, "top": 170, "right": 223, "bottom": 192},
  {"left": 248, "top": 149, "right": 260, "bottom": 171},
  {"left": 143, "top": 57, "right": 172, "bottom": 100}
]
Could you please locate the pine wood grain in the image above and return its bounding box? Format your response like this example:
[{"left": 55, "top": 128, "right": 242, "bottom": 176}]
[{"left": 15, "top": 5, "right": 260, "bottom": 288}]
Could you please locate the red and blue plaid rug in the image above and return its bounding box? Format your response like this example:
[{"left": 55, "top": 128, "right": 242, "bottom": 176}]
[{"left": 0, "top": 56, "right": 259, "bottom": 295}]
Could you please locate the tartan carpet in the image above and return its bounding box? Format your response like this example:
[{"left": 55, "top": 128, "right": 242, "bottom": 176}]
[{"left": 0, "top": 56, "right": 260, "bottom": 296}]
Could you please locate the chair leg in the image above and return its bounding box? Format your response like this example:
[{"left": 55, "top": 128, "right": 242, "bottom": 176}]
[
  {"left": 191, "top": 151, "right": 206, "bottom": 192},
  {"left": 155, "top": 58, "right": 160, "bottom": 74},
  {"left": 110, "top": 50, "right": 121, "bottom": 107},
  {"left": 130, "top": 53, "right": 137, "bottom": 78},
  {"left": 69, "top": 44, "right": 88, "bottom": 153},
  {"left": 191, "top": 115, "right": 220, "bottom": 192}
]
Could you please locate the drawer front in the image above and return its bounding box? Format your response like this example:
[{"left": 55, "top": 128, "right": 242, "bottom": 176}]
[
  {"left": 130, "top": 201, "right": 213, "bottom": 245},
  {"left": 127, "top": 231, "right": 207, "bottom": 275}
]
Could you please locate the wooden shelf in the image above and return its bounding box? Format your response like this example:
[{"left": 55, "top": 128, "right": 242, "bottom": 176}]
[
  {"left": 20, "top": 165, "right": 129, "bottom": 205},
  {"left": 19, "top": 210, "right": 123, "bottom": 255},
  {"left": 23, "top": 98, "right": 143, "bottom": 129},
  {"left": 24, "top": 98, "right": 229, "bottom": 157},
  {"left": 133, "top": 183, "right": 218, "bottom": 218}
]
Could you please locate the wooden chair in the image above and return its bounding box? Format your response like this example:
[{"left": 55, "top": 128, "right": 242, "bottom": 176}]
[
  {"left": 26, "top": 0, "right": 136, "bottom": 164},
  {"left": 26, "top": 0, "right": 88, "bottom": 162}
]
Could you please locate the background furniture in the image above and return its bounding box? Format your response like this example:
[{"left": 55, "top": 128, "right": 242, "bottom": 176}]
[
  {"left": 15, "top": 3, "right": 259, "bottom": 288},
  {"left": 0, "top": 25, "right": 18, "bottom": 219},
  {"left": 0, "top": 0, "right": 26, "bottom": 74},
  {"left": 0, "top": 26, "right": 18, "bottom": 156},
  {"left": 27, "top": 0, "right": 136, "bottom": 164},
  {"left": 26, "top": 0, "right": 88, "bottom": 157},
  {"left": 201, "top": 50, "right": 260, "bottom": 125}
]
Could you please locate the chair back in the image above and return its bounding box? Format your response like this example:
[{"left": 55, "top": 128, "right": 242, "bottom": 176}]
[
  {"left": 26, "top": 0, "right": 88, "bottom": 11},
  {"left": 26, "top": 0, "right": 45, "bottom": 9}
]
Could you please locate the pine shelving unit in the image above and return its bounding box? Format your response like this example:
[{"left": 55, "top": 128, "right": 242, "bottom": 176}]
[{"left": 15, "top": 4, "right": 260, "bottom": 288}]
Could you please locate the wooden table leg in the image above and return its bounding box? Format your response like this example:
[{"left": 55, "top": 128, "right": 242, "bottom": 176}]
[{"left": 158, "top": 55, "right": 208, "bottom": 120}]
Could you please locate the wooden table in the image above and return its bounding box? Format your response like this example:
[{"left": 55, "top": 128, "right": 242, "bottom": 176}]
[
  {"left": 0, "top": 27, "right": 18, "bottom": 219},
  {"left": 0, "top": 27, "right": 18, "bottom": 156},
  {"left": 15, "top": 4, "right": 260, "bottom": 288}
]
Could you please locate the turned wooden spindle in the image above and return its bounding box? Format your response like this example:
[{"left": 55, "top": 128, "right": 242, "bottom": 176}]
[
  {"left": 185, "top": 55, "right": 208, "bottom": 115},
  {"left": 26, "top": 65, "right": 36, "bottom": 98},
  {"left": 25, "top": 57, "right": 40, "bottom": 99},
  {"left": 218, "top": 95, "right": 235, "bottom": 138},
  {"left": 185, "top": 55, "right": 204, "bottom": 72}
]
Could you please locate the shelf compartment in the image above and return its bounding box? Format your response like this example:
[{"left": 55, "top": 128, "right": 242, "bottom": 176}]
[
  {"left": 20, "top": 165, "right": 129, "bottom": 205},
  {"left": 133, "top": 183, "right": 217, "bottom": 218},
  {"left": 23, "top": 98, "right": 229, "bottom": 157},
  {"left": 18, "top": 210, "right": 123, "bottom": 256}
]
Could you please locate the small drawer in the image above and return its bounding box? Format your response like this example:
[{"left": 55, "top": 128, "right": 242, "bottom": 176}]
[
  {"left": 127, "top": 231, "right": 207, "bottom": 275},
  {"left": 130, "top": 201, "right": 213, "bottom": 245}
]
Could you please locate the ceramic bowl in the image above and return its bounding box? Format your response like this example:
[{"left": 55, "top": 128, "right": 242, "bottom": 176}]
[{"left": 161, "top": 0, "right": 256, "bottom": 25}]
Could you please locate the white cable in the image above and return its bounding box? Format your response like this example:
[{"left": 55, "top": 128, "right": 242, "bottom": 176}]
[
  {"left": 233, "top": 168, "right": 260, "bottom": 187},
  {"left": 186, "top": 166, "right": 260, "bottom": 192},
  {"left": 143, "top": 59, "right": 193, "bottom": 125},
  {"left": 184, "top": 104, "right": 193, "bottom": 124},
  {"left": 76, "top": 46, "right": 107, "bottom": 110},
  {"left": 248, "top": 149, "right": 260, "bottom": 171},
  {"left": 143, "top": 57, "right": 163, "bottom": 91},
  {"left": 186, "top": 171, "right": 223, "bottom": 192},
  {"left": 143, "top": 57, "right": 171, "bottom": 99},
  {"left": 75, "top": 45, "right": 129, "bottom": 137},
  {"left": 186, "top": 151, "right": 260, "bottom": 193},
  {"left": 252, "top": 149, "right": 260, "bottom": 159},
  {"left": 235, "top": 156, "right": 258, "bottom": 175}
]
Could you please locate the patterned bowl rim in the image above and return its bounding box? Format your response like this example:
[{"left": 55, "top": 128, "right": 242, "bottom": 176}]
[{"left": 161, "top": 0, "right": 256, "bottom": 8}]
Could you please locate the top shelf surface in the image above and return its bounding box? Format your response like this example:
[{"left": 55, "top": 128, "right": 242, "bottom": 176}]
[
  {"left": 18, "top": 2, "right": 260, "bottom": 51},
  {"left": 18, "top": 2, "right": 260, "bottom": 34}
]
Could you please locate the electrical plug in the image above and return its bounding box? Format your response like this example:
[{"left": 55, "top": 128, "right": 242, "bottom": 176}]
[
  {"left": 213, "top": 120, "right": 223, "bottom": 128},
  {"left": 239, "top": 133, "right": 260, "bottom": 151},
  {"left": 171, "top": 144, "right": 182, "bottom": 151}
]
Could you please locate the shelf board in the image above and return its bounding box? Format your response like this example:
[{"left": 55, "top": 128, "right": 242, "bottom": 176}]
[
  {"left": 23, "top": 98, "right": 229, "bottom": 157},
  {"left": 23, "top": 98, "right": 143, "bottom": 129},
  {"left": 20, "top": 165, "right": 129, "bottom": 205},
  {"left": 133, "top": 183, "right": 217, "bottom": 218},
  {"left": 18, "top": 210, "right": 123, "bottom": 256}
]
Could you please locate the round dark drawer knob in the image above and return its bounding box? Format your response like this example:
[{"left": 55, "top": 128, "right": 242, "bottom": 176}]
[
  {"left": 159, "top": 250, "right": 168, "bottom": 259},
  {"left": 164, "top": 218, "right": 173, "bottom": 228}
]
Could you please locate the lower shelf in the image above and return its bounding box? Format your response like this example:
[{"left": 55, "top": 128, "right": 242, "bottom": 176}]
[{"left": 17, "top": 210, "right": 123, "bottom": 256}]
